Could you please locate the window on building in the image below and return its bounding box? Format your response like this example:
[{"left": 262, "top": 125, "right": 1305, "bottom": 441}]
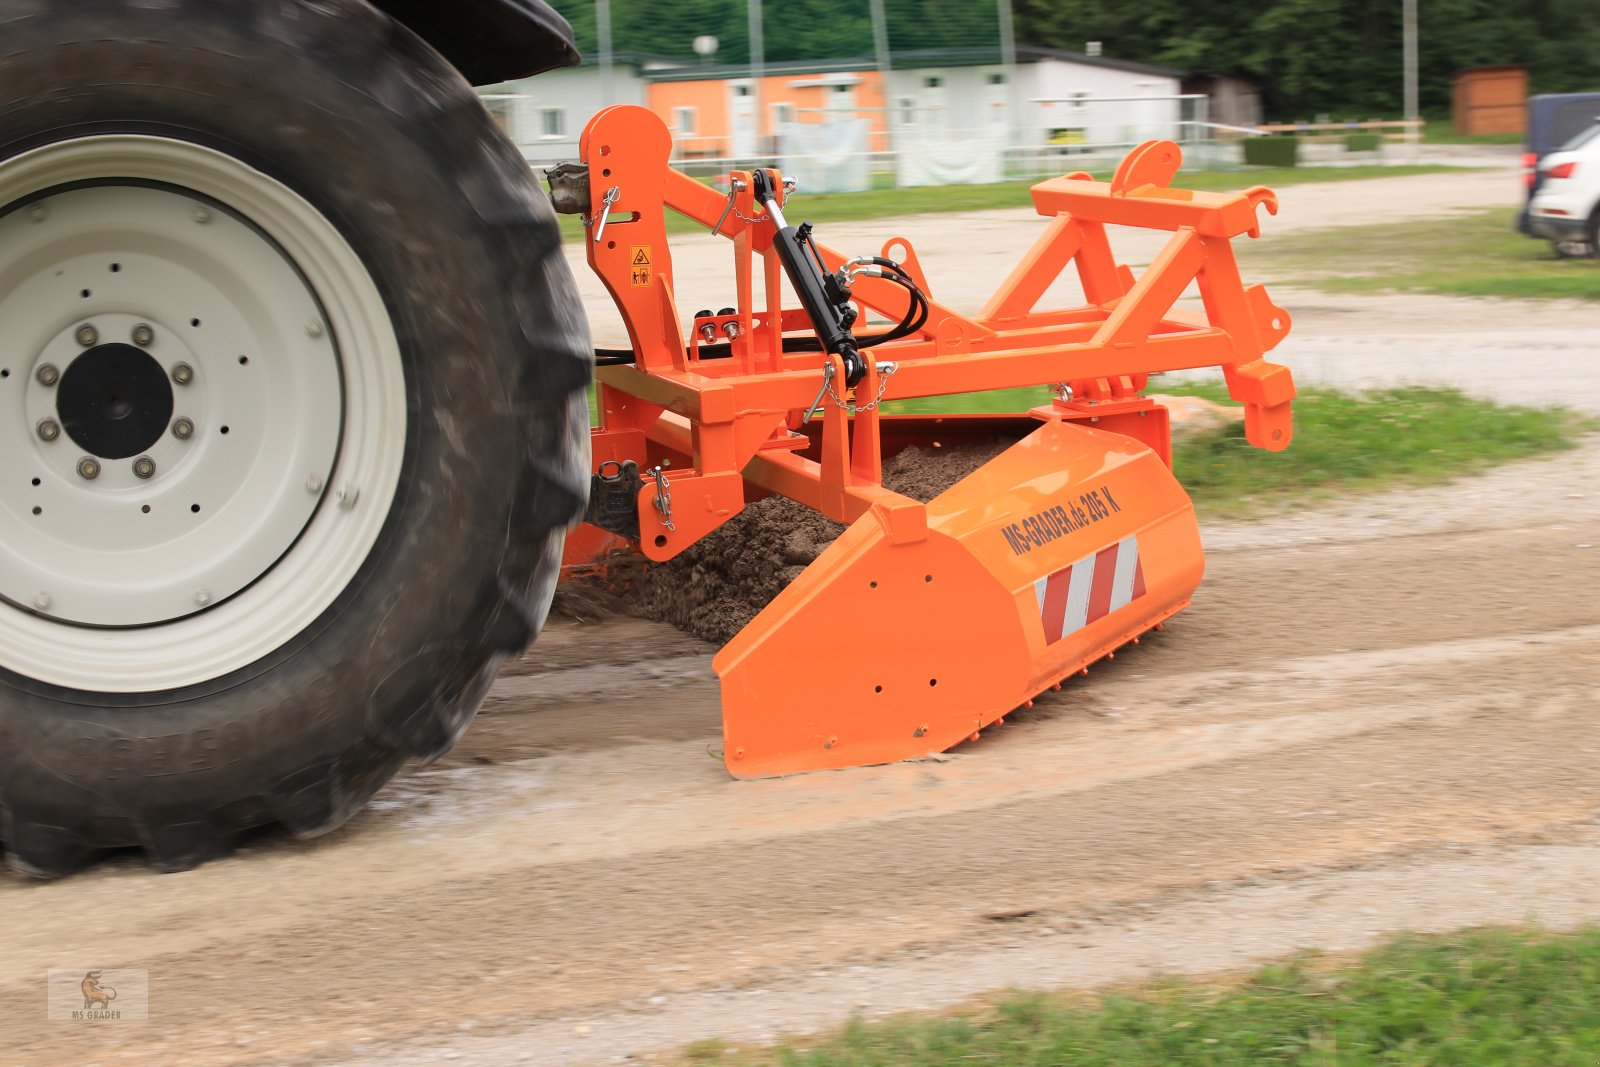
[
  {"left": 897, "top": 96, "right": 916, "bottom": 125},
  {"left": 673, "top": 106, "right": 697, "bottom": 135},
  {"left": 771, "top": 101, "right": 795, "bottom": 126},
  {"left": 539, "top": 108, "right": 566, "bottom": 138},
  {"left": 988, "top": 73, "right": 1007, "bottom": 85},
  {"left": 735, "top": 84, "right": 751, "bottom": 97},
  {"left": 1070, "top": 91, "right": 1091, "bottom": 110},
  {"left": 923, "top": 76, "right": 942, "bottom": 89}
]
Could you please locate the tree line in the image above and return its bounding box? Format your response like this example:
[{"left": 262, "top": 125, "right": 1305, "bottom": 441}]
[{"left": 546, "top": 0, "right": 1600, "bottom": 120}]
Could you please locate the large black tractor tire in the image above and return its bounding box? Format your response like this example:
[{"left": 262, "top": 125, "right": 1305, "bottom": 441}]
[{"left": 0, "top": 0, "right": 591, "bottom": 876}]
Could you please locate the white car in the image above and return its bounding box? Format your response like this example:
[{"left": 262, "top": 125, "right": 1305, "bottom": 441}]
[{"left": 1527, "top": 122, "right": 1600, "bottom": 256}]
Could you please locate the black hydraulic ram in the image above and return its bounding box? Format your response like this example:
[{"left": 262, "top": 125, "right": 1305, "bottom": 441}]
[{"left": 750, "top": 168, "right": 867, "bottom": 387}]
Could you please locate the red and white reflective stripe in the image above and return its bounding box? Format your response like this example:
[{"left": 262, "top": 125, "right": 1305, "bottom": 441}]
[{"left": 1033, "top": 535, "right": 1146, "bottom": 644}]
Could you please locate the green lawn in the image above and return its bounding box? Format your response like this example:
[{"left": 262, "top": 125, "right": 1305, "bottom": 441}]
[
  {"left": 884, "top": 381, "right": 1593, "bottom": 516},
  {"left": 1423, "top": 117, "right": 1525, "bottom": 146},
  {"left": 558, "top": 165, "right": 1464, "bottom": 242},
  {"left": 1170, "top": 383, "right": 1590, "bottom": 513},
  {"left": 1240, "top": 207, "right": 1600, "bottom": 301},
  {"left": 680, "top": 926, "right": 1600, "bottom": 1067},
  {"left": 592, "top": 381, "right": 1589, "bottom": 515}
]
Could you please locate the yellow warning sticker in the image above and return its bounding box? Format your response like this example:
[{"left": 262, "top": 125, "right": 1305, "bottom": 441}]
[{"left": 630, "top": 245, "right": 653, "bottom": 287}]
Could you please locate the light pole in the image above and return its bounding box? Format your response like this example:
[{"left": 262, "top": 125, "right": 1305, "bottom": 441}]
[
  {"left": 869, "top": 0, "right": 894, "bottom": 159},
  {"left": 997, "top": 0, "right": 1020, "bottom": 150},
  {"left": 1402, "top": 0, "right": 1418, "bottom": 137},
  {"left": 748, "top": 0, "right": 764, "bottom": 151},
  {"left": 597, "top": 0, "right": 614, "bottom": 104}
]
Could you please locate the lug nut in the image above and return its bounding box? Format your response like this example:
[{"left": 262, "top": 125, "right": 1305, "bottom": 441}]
[
  {"left": 26, "top": 203, "right": 46, "bottom": 223},
  {"left": 305, "top": 319, "right": 325, "bottom": 339},
  {"left": 35, "top": 363, "right": 60, "bottom": 387},
  {"left": 191, "top": 206, "right": 212, "bottom": 224},
  {"left": 33, "top": 592, "right": 51, "bottom": 611},
  {"left": 171, "top": 417, "right": 195, "bottom": 440},
  {"left": 76, "top": 457, "right": 101, "bottom": 481},
  {"left": 36, "top": 418, "right": 61, "bottom": 442},
  {"left": 194, "top": 588, "right": 212, "bottom": 606},
  {"left": 132, "top": 323, "right": 155, "bottom": 347},
  {"left": 306, "top": 475, "right": 324, "bottom": 494},
  {"left": 75, "top": 324, "right": 98, "bottom": 348},
  {"left": 132, "top": 456, "right": 156, "bottom": 480},
  {"left": 171, "top": 362, "right": 195, "bottom": 386}
]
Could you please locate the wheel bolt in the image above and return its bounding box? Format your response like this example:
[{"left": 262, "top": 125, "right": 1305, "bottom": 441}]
[
  {"left": 191, "top": 206, "right": 212, "bottom": 224},
  {"left": 26, "top": 203, "right": 46, "bottom": 223},
  {"left": 77, "top": 457, "right": 101, "bottom": 481},
  {"left": 36, "top": 418, "right": 61, "bottom": 442},
  {"left": 171, "top": 362, "right": 195, "bottom": 386},
  {"left": 34, "top": 592, "right": 51, "bottom": 611},
  {"left": 306, "top": 319, "right": 325, "bottom": 339},
  {"left": 306, "top": 475, "right": 324, "bottom": 494},
  {"left": 171, "top": 416, "right": 195, "bottom": 440},
  {"left": 132, "top": 456, "right": 156, "bottom": 480},
  {"left": 75, "top": 324, "right": 98, "bottom": 348},
  {"left": 194, "top": 589, "right": 212, "bottom": 606},
  {"left": 132, "top": 323, "right": 155, "bottom": 347},
  {"left": 35, "top": 363, "right": 60, "bottom": 387}
]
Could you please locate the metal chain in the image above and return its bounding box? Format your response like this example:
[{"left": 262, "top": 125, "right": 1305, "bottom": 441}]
[
  {"left": 646, "top": 464, "right": 675, "bottom": 531},
  {"left": 719, "top": 181, "right": 794, "bottom": 226},
  {"left": 824, "top": 361, "right": 898, "bottom": 414}
]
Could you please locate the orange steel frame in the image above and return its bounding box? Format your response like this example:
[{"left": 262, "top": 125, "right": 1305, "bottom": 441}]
[{"left": 579, "top": 105, "right": 1295, "bottom": 563}]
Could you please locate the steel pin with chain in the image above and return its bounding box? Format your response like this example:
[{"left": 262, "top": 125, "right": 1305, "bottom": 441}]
[
  {"left": 646, "top": 463, "right": 675, "bottom": 531},
  {"left": 591, "top": 186, "right": 621, "bottom": 244},
  {"left": 804, "top": 359, "right": 899, "bottom": 422},
  {"left": 803, "top": 362, "right": 837, "bottom": 423}
]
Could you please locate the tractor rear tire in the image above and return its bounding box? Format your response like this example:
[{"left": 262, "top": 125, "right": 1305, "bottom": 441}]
[{"left": 0, "top": 0, "right": 591, "bottom": 876}]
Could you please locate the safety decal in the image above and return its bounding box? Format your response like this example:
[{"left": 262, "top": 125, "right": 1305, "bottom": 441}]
[
  {"left": 1032, "top": 535, "right": 1145, "bottom": 644},
  {"left": 630, "top": 246, "right": 653, "bottom": 288}
]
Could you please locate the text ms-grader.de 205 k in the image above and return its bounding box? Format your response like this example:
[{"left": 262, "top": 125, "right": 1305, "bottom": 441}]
[{"left": 0, "top": 0, "right": 1290, "bottom": 877}]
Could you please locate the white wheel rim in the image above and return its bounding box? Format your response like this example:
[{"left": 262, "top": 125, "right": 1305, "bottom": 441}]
[{"left": 0, "top": 136, "right": 406, "bottom": 692}]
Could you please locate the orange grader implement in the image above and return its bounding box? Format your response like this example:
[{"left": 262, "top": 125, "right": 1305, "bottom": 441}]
[
  {"left": 562, "top": 105, "right": 1295, "bottom": 780},
  {"left": 0, "top": 5, "right": 1292, "bottom": 877}
]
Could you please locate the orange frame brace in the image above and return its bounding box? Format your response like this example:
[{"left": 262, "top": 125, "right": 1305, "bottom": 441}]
[{"left": 577, "top": 106, "right": 1295, "bottom": 563}]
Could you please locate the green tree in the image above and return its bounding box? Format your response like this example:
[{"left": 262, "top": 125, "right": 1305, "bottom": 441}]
[{"left": 545, "top": 0, "right": 1600, "bottom": 119}]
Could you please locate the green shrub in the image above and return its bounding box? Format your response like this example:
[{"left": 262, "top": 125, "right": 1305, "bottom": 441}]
[
  {"left": 1345, "top": 131, "right": 1382, "bottom": 151},
  {"left": 1243, "top": 135, "right": 1299, "bottom": 167}
]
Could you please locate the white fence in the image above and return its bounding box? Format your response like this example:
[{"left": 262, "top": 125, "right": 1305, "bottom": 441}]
[{"left": 488, "top": 92, "right": 1412, "bottom": 190}]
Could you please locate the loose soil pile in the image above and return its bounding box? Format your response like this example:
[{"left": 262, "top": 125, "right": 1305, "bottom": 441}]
[
  {"left": 562, "top": 438, "right": 1014, "bottom": 645},
  {"left": 553, "top": 398, "right": 1254, "bottom": 641}
]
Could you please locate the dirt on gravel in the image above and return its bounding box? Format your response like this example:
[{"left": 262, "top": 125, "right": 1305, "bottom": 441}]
[
  {"left": 589, "top": 438, "right": 1013, "bottom": 644},
  {"left": 8, "top": 165, "right": 1600, "bottom": 1067}
]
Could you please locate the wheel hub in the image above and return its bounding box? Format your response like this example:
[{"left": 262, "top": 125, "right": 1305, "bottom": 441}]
[
  {"left": 57, "top": 342, "right": 175, "bottom": 460},
  {"left": 0, "top": 135, "right": 406, "bottom": 691}
]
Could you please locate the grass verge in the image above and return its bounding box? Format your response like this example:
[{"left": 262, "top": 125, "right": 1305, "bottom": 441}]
[
  {"left": 1423, "top": 118, "right": 1525, "bottom": 146},
  {"left": 557, "top": 165, "right": 1464, "bottom": 242},
  {"left": 884, "top": 381, "right": 1594, "bottom": 516},
  {"left": 679, "top": 925, "right": 1600, "bottom": 1066},
  {"left": 1241, "top": 207, "right": 1600, "bottom": 301}
]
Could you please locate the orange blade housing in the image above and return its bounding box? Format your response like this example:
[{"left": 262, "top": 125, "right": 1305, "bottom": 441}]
[{"left": 714, "top": 418, "right": 1201, "bottom": 778}]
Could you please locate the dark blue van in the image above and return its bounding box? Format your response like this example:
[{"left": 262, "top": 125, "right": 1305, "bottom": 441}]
[{"left": 1518, "top": 92, "right": 1600, "bottom": 246}]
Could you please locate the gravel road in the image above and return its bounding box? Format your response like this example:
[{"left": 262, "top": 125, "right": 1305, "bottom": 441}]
[{"left": 6, "top": 162, "right": 1600, "bottom": 1066}]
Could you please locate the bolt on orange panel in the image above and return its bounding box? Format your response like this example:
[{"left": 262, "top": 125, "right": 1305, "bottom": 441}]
[{"left": 715, "top": 419, "right": 1201, "bottom": 777}]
